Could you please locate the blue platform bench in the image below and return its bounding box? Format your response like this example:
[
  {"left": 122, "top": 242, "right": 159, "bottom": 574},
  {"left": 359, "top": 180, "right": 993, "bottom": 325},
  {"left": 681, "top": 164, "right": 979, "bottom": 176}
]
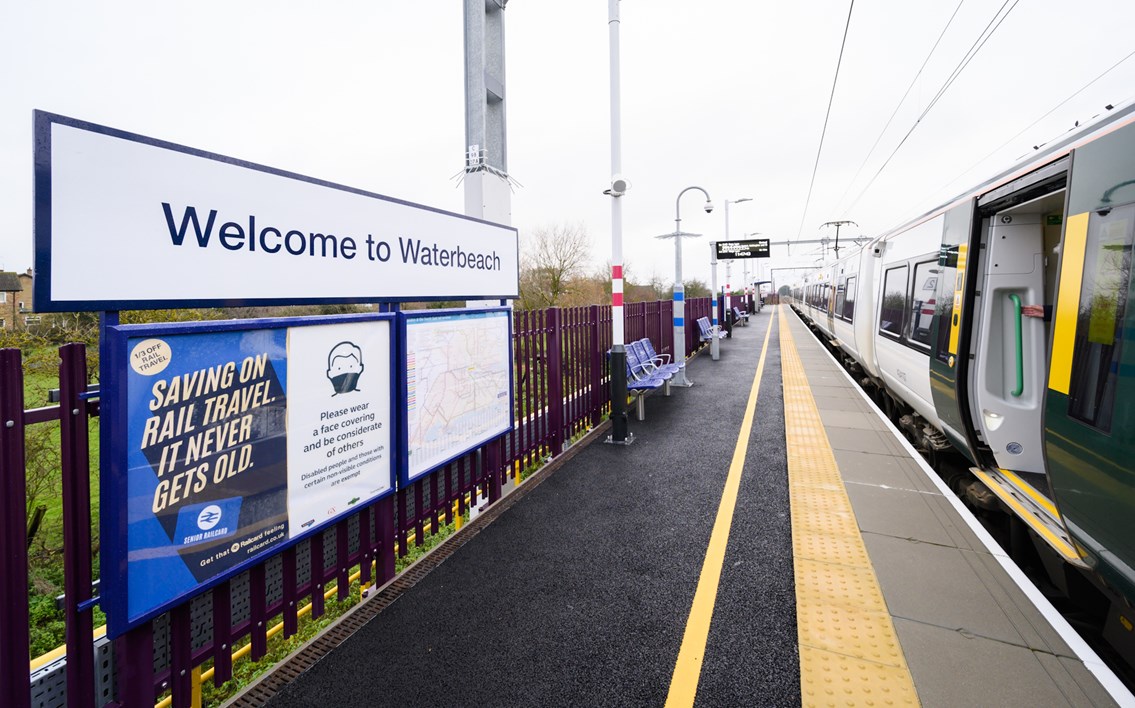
[
  {"left": 697, "top": 317, "right": 727, "bottom": 342},
  {"left": 614, "top": 338, "right": 675, "bottom": 420},
  {"left": 732, "top": 306, "right": 750, "bottom": 326}
]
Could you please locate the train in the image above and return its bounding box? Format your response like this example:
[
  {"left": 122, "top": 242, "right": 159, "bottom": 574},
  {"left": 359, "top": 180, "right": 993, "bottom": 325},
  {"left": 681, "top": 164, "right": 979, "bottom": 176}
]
[{"left": 788, "top": 100, "right": 1135, "bottom": 670}]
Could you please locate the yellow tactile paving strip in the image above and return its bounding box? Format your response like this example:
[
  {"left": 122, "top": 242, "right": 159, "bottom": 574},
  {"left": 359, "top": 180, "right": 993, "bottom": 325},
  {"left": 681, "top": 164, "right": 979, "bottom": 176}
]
[{"left": 780, "top": 308, "right": 921, "bottom": 707}]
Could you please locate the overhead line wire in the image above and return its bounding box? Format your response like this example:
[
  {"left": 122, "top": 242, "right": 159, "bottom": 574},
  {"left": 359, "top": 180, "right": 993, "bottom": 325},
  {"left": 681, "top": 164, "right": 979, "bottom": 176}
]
[
  {"left": 794, "top": 0, "right": 856, "bottom": 242},
  {"left": 833, "top": 0, "right": 967, "bottom": 216},
  {"left": 912, "top": 49, "right": 1135, "bottom": 212},
  {"left": 841, "top": 0, "right": 1020, "bottom": 216}
]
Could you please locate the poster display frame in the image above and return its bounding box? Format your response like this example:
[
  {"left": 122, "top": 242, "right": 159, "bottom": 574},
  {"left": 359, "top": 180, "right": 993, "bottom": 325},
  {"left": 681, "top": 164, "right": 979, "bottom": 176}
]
[
  {"left": 100, "top": 312, "right": 397, "bottom": 637},
  {"left": 397, "top": 307, "right": 514, "bottom": 487}
]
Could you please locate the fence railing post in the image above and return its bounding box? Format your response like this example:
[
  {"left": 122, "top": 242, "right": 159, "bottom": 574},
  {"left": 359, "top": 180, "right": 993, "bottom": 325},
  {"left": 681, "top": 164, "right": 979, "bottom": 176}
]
[
  {"left": 59, "top": 343, "right": 95, "bottom": 708},
  {"left": 486, "top": 439, "right": 502, "bottom": 504},
  {"left": 589, "top": 305, "right": 602, "bottom": 427},
  {"left": 546, "top": 308, "right": 564, "bottom": 456},
  {"left": 0, "top": 348, "right": 30, "bottom": 708},
  {"left": 114, "top": 624, "right": 155, "bottom": 707}
]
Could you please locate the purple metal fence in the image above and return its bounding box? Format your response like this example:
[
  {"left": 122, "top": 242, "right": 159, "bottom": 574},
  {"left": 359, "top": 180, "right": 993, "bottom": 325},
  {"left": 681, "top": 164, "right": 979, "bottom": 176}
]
[{"left": 1, "top": 297, "right": 711, "bottom": 707}]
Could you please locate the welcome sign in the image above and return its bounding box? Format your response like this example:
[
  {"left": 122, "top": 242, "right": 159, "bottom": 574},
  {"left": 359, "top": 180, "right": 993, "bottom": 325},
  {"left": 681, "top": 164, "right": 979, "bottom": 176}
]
[{"left": 32, "top": 111, "right": 519, "bottom": 311}]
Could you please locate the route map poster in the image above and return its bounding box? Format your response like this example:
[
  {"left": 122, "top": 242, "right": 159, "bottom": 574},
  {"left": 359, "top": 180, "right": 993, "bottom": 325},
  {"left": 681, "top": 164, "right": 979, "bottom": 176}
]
[
  {"left": 402, "top": 309, "right": 513, "bottom": 483},
  {"left": 109, "top": 316, "right": 392, "bottom": 634}
]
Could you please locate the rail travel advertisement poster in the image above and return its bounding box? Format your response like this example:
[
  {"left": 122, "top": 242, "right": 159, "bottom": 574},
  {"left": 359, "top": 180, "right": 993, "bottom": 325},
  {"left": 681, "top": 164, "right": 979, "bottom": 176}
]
[{"left": 108, "top": 316, "right": 392, "bottom": 634}]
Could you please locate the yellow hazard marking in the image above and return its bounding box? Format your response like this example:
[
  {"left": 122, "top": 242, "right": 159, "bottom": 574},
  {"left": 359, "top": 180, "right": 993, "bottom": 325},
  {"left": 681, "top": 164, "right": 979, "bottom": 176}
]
[
  {"left": 665, "top": 308, "right": 776, "bottom": 708},
  {"left": 948, "top": 243, "right": 968, "bottom": 356},
  {"left": 998, "top": 467, "right": 1059, "bottom": 518},
  {"left": 780, "top": 309, "right": 920, "bottom": 707},
  {"left": 971, "top": 468, "right": 1079, "bottom": 563},
  {"left": 1049, "top": 212, "right": 1089, "bottom": 395}
]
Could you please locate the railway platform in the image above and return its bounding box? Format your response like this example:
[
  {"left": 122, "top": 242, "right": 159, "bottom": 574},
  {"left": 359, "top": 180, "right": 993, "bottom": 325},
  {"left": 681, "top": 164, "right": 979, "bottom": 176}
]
[{"left": 236, "top": 306, "right": 1132, "bottom": 707}]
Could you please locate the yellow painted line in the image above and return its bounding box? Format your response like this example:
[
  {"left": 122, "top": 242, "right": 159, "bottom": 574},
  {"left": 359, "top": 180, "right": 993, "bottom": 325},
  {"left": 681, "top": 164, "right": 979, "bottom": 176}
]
[
  {"left": 971, "top": 468, "right": 1080, "bottom": 563},
  {"left": 780, "top": 308, "right": 920, "bottom": 707},
  {"left": 1049, "top": 212, "right": 1089, "bottom": 395},
  {"left": 998, "top": 467, "right": 1060, "bottom": 518},
  {"left": 665, "top": 308, "right": 776, "bottom": 707}
]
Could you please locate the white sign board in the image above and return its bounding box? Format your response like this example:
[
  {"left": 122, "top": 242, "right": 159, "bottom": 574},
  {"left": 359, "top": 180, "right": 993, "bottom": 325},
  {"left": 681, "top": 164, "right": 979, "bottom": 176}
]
[
  {"left": 402, "top": 309, "right": 512, "bottom": 483},
  {"left": 285, "top": 319, "right": 392, "bottom": 536},
  {"left": 33, "top": 111, "right": 519, "bottom": 311}
]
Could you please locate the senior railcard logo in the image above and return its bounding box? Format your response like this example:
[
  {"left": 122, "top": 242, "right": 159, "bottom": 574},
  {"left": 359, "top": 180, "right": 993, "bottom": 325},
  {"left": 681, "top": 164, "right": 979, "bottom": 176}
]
[{"left": 125, "top": 328, "right": 289, "bottom": 619}]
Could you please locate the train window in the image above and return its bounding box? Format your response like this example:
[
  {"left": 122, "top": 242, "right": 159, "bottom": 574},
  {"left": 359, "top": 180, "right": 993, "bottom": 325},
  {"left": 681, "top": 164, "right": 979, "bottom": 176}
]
[
  {"left": 909, "top": 260, "right": 938, "bottom": 347},
  {"left": 1067, "top": 204, "right": 1135, "bottom": 432},
  {"left": 835, "top": 278, "right": 847, "bottom": 320},
  {"left": 844, "top": 276, "right": 857, "bottom": 321},
  {"left": 879, "top": 265, "right": 908, "bottom": 337}
]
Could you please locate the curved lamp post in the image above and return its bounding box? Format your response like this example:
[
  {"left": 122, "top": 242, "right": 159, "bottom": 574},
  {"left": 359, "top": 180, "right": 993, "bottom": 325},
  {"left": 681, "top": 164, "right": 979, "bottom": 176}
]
[{"left": 657, "top": 186, "right": 714, "bottom": 387}]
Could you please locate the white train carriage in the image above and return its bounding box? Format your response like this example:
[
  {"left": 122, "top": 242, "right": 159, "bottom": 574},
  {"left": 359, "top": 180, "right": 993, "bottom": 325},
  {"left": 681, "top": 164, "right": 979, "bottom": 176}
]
[{"left": 868, "top": 217, "right": 948, "bottom": 449}]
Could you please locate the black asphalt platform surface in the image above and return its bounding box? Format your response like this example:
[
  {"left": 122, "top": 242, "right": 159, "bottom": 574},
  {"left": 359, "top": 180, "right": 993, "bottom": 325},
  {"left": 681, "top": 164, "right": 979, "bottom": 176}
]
[{"left": 267, "top": 310, "right": 798, "bottom": 707}]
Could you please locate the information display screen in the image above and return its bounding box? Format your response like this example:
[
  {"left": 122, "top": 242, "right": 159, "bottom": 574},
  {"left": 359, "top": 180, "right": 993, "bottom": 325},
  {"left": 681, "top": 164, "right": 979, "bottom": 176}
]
[{"left": 715, "top": 239, "right": 771, "bottom": 259}]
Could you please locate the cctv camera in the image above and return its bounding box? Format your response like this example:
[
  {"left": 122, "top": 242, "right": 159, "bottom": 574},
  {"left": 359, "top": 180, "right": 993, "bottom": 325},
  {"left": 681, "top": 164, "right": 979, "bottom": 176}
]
[
  {"left": 609, "top": 175, "right": 631, "bottom": 196},
  {"left": 704, "top": 201, "right": 715, "bottom": 214}
]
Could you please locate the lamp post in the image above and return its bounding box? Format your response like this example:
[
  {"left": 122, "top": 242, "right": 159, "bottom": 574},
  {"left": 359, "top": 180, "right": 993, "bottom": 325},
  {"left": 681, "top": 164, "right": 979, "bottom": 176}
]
[
  {"left": 606, "top": 0, "right": 631, "bottom": 444},
  {"left": 742, "top": 231, "right": 762, "bottom": 311},
  {"left": 709, "top": 240, "right": 720, "bottom": 360},
  {"left": 657, "top": 186, "right": 714, "bottom": 387}
]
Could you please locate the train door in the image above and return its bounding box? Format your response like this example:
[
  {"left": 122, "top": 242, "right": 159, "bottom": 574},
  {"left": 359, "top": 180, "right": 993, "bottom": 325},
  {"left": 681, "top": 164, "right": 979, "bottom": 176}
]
[
  {"left": 1045, "top": 121, "right": 1135, "bottom": 596},
  {"left": 968, "top": 164, "right": 1067, "bottom": 475},
  {"left": 929, "top": 202, "right": 980, "bottom": 460}
]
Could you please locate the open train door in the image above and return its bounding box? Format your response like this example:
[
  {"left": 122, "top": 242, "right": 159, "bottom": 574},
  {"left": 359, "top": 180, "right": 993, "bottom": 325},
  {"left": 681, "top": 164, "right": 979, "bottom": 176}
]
[
  {"left": 1045, "top": 121, "right": 1135, "bottom": 604},
  {"left": 961, "top": 159, "right": 1084, "bottom": 563},
  {"left": 928, "top": 202, "right": 979, "bottom": 462},
  {"left": 969, "top": 185, "right": 1063, "bottom": 477},
  {"left": 969, "top": 168, "right": 1064, "bottom": 458}
]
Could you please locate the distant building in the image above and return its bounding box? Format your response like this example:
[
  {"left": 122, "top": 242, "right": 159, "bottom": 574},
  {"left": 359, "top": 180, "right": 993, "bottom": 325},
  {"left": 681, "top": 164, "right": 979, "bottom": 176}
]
[
  {"left": 0, "top": 271, "right": 21, "bottom": 330},
  {"left": 0, "top": 269, "right": 36, "bottom": 330},
  {"left": 18, "top": 269, "right": 36, "bottom": 327}
]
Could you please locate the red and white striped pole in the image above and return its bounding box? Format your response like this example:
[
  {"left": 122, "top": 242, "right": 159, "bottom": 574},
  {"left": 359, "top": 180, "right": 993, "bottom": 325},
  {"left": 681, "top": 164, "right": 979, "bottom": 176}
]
[{"left": 608, "top": 0, "right": 630, "bottom": 443}]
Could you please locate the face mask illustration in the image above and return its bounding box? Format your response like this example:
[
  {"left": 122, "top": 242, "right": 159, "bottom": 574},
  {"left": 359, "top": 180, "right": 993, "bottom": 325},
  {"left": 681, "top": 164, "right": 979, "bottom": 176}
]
[{"left": 326, "top": 341, "right": 364, "bottom": 394}]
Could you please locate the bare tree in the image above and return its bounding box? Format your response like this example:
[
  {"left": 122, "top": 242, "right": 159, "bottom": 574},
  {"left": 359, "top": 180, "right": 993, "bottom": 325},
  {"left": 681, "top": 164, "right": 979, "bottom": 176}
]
[{"left": 518, "top": 223, "right": 592, "bottom": 310}]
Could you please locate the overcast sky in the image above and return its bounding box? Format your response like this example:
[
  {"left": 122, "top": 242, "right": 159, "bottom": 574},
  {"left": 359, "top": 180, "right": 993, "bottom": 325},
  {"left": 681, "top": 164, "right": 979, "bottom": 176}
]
[{"left": 4, "top": 1, "right": 1135, "bottom": 293}]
